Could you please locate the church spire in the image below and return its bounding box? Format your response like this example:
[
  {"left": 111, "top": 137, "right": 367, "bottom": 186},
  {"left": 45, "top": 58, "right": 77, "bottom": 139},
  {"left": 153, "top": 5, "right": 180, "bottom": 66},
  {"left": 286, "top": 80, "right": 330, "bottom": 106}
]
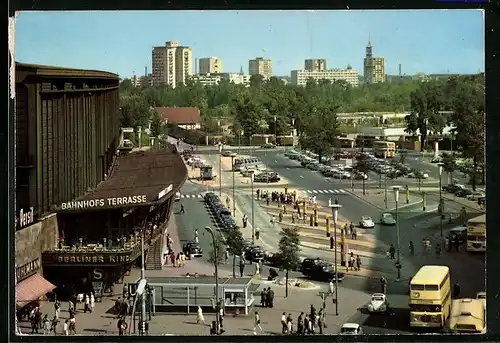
[{"left": 240, "top": 65, "right": 244, "bottom": 75}]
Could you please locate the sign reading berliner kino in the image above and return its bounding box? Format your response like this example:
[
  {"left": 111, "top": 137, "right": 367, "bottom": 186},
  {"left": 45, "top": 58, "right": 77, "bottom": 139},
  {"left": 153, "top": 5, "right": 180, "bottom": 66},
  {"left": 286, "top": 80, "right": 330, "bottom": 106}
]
[{"left": 60, "top": 195, "right": 147, "bottom": 210}]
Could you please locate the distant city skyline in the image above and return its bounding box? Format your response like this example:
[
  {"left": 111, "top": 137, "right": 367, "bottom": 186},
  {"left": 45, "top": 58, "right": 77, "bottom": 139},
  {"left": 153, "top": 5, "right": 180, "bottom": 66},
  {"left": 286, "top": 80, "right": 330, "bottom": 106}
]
[{"left": 15, "top": 10, "right": 484, "bottom": 78}]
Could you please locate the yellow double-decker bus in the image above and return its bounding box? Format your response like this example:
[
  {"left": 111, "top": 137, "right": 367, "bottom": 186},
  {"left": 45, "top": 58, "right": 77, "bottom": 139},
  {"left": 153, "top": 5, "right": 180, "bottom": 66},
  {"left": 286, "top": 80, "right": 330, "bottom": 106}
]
[
  {"left": 467, "top": 214, "right": 486, "bottom": 253},
  {"left": 447, "top": 298, "right": 485, "bottom": 334},
  {"left": 409, "top": 265, "right": 452, "bottom": 329},
  {"left": 372, "top": 140, "right": 396, "bottom": 158}
]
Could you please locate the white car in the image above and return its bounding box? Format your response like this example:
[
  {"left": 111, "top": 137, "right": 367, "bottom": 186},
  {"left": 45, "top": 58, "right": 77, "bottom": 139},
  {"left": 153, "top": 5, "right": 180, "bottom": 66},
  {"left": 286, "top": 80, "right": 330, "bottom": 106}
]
[
  {"left": 380, "top": 213, "right": 396, "bottom": 226},
  {"left": 476, "top": 291, "right": 486, "bottom": 311},
  {"left": 367, "top": 293, "right": 389, "bottom": 313},
  {"left": 359, "top": 216, "right": 375, "bottom": 228},
  {"left": 175, "top": 191, "right": 181, "bottom": 201},
  {"left": 340, "top": 323, "right": 363, "bottom": 335}
]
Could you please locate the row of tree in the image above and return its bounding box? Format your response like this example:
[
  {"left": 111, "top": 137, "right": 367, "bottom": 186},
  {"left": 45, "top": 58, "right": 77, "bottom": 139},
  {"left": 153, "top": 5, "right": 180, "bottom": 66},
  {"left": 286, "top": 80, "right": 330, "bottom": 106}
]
[{"left": 119, "top": 73, "right": 484, "bottom": 170}]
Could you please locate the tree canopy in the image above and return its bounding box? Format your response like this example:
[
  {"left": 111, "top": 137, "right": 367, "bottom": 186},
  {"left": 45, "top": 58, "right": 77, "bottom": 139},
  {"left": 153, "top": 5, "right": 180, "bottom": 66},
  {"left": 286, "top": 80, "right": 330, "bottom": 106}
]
[{"left": 277, "top": 226, "right": 301, "bottom": 272}]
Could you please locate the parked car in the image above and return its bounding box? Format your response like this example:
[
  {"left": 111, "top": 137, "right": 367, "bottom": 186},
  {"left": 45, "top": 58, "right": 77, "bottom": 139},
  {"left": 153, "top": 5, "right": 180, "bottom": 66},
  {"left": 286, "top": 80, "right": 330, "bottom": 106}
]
[
  {"left": 301, "top": 257, "right": 323, "bottom": 274},
  {"left": 261, "top": 143, "right": 276, "bottom": 149},
  {"left": 359, "top": 216, "right": 375, "bottom": 228},
  {"left": 442, "top": 184, "right": 465, "bottom": 193},
  {"left": 244, "top": 246, "right": 266, "bottom": 262},
  {"left": 367, "top": 293, "right": 389, "bottom": 313},
  {"left": 455, "top": 188, "right": 473, "bottom": 198},
  {"left": 301, "top": 259, "right": 344, "bottom": 281},
  {"left": 467, "top": 191, "right": 485, "bottom": 201},
  {"left": 431, "top": 156, "right": 441, "bottom": 163},
  {"left": 221, "top": 150, "right": 237, "bottom": 157},
  {"left": 340, "top": 323, "right": 363, "bottom": 335},
  {"left": 183, "top": 242, "right": 203, "bottom": 258},
  {"left": 380, "top": 213, "right": 396, "bottom": 225}
]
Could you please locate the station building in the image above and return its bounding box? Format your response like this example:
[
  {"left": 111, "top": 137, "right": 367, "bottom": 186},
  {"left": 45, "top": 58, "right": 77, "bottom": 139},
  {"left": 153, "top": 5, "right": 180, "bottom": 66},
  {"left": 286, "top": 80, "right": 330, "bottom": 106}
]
[{"left": 14, "top": 63, "right": 187, "bottom": 318}]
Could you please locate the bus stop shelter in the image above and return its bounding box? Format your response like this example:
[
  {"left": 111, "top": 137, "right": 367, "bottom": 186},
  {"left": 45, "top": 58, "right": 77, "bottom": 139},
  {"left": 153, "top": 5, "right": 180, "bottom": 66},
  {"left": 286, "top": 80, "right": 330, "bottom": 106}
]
[{"left": 147, "top": 276, "right": 259, "bottom": 315}]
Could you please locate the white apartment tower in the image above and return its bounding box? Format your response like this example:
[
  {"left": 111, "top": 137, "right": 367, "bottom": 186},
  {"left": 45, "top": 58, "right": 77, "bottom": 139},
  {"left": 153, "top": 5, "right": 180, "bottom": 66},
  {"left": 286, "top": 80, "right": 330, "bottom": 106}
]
[{"left": 151, "top": 41, "right": 193, "bottom": 87}]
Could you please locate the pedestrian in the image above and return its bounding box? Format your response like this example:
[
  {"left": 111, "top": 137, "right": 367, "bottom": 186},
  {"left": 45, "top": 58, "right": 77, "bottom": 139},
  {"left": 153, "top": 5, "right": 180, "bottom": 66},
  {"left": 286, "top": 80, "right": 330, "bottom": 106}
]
[
  {"left": 90, "top": 292, "right": 95, "bottom": 313},
  {"left": 51, "top": 315, "right": 59, "bottom": 335},
  {"left": 42, "top": 314, "right": 51, "bottom": 335},
  {"left": 278, "top": 211, "right": 283, "bottom": 222},
  {"left": 253, "top": 311, "right": 263, "bottom": 334},
  {"left": 356, "top": 255, "right": 361, "bottom": 271},
  {"left": 329, "top": 279, "right": 334, "bottom": 295},
  {"left": 270, "top": 215, "right": 276, "bottom": 228},
  {"left": 180, "top": 203, "right": 185, "bottom": 213},
  {"left": 266, "top": 197, "right": 270, "bottom": 206},
  {"left": 386, "top": 250, "right": 391, "bottom": 259},
  {"left": 267, "top": 287, "right": 275, "bottom": 308},
  {"left": 350, "top": 256, "right": 356, "bottom": 271},
  {"left": 54, "top": 300, "right": 60, "bottom": 319},
  {"left": 286, "top": 313, "right": 293, "bottom": 334},
  {"left": 303, "top": 213, "right": 307, "bottom": 223},
  {"left": 84, "top": 294, "right": 90, "bottom": 313},
  {"left": 255, "top": 227, "right": 260, "bottom": 240},
  {"left": 196, "top": 306, "right": 205, "bottom": 324},
  {"left": 409, "top": 241, "right": 414, "bottom": 255},
  {"left": 63, "top": 319, "right": 69, "bottom": 336},
  {"left": 69, "top": 316, "right": 76, "bottom": 335},
  {"left": 310, "top": 304, "right": 316, "bottom": 333},
  {"left": 281, "top": 312, "right": 287, "bottom": 334},
  {"left": 330, "top": 236, "right": 334, "bottom": 249},
  {"left": 255, "top": 262, "right": 260, "bottom": 277},
  {"left": 283, "top": 204, "right": 287, "bottom": 214},
  {"left": 297, "top": 312, "right": 304, "bottom": 335},
  {"left": 256, "top": 189, "right": 260, "bottom": 199},
  {"left": 291, "top": 213, "right": 295, "bottom": 223},
  {"left": 239, "top": 258, "right": 245, "bottom": 277},
  {"left": 352, "top": 228, "right": 357, "bottom": 240},
  {"left": 303, "top": 315, "right": 310, "bottom": 335},
  {"left": 307, "top": 314, "right": 313, "bottom": 334},
  {"left": 389, "top": 244, "right": 396, "bottom": 259},
  {"left": 349, "top": 222, "right": 354, "bottom": 235},
  {"left": 260, "top": 289, "right": 267, "bottom": 307},
  {"left": 380, "top": 276, "right": 387, "bottom": 294},
  {"left": 317, "top": 308, "right": 324, "bottom": 334},
  {"left": 224, "top": 249, "right": 229, "bottom": 263},
  {"left": 170, "top": 251, "right": 176, "bottom": 266}
]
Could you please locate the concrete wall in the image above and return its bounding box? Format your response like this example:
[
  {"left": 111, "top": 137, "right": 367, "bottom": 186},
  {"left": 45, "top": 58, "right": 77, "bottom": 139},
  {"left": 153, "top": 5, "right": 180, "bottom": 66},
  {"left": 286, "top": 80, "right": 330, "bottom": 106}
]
[{"left": 15, "top": 213, "right": 59, "bottom": 269}]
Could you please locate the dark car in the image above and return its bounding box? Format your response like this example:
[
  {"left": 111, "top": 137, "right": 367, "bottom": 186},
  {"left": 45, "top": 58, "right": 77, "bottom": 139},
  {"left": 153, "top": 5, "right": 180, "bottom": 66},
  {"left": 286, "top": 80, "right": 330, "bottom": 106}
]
[
  {"left": 304, "top": 262, "right": 345, "bottom": 282},
  {"left": 442, "top": 184, "right": 463, "bottom": 193},
  {"left": 244, "top": 246, "right": 265, "bottom": 262},
  {"left": 301, "top": 257, "right": 324, "bottom": 274},
  {"left": 455, "top": 188, "right": 473, "bottom": 198},
  {"left": 183, "top": 242, "right": 203, "bottom": 258}
]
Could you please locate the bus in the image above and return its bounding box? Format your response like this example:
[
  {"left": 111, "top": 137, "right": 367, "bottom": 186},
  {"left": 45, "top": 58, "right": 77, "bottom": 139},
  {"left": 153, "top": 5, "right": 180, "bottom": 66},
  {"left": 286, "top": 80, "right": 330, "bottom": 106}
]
[
  {"left": 409, "top": 265, "right": 452, "bottom": 329},
  {"left": 466, "top": 214, "right": 486, "bottom": 253},
  {"left": 447, "top": 298, "right": 485, "bottom": 334},
  {"left": 233, "top": 156, "right": 261, "bottom": 171},
  {"left": 372, "top": 141, "right": 396, "bottom": 158}
]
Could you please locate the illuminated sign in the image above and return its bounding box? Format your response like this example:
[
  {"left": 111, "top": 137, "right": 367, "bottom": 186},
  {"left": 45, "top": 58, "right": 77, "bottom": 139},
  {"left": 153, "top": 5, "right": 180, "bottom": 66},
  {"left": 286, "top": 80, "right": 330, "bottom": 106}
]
[
  {"left": 56, "top": 254, "right": 132, "bottom": 264},
  {"left": 16, "top": 258, "right": 40, "bottom": 281},
  {"left": 60, "top": 195, "right": 147, "bottom": 210}
]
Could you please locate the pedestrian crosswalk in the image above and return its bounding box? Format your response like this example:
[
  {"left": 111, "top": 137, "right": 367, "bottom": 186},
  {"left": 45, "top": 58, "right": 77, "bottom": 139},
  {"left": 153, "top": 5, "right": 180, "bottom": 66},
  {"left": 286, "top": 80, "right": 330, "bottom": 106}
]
[
  {"left": 303, "top": 189, "right": 349, "bottom": 195},
  {"left": 179, "top": 194, "right": 204, "bottom": 199}
]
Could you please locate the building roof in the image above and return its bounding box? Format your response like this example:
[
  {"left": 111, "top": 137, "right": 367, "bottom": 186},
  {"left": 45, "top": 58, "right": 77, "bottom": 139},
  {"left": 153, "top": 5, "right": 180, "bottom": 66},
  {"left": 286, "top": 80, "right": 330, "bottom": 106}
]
[
  {"left": 155, "top": 107, "right": 201, "bottom": 125},
  {"left": 57, "top": 148, "right": 187, "bottom": 212},
  {"left": 15, "top": 62, "right": 118, "bottom": 79}
]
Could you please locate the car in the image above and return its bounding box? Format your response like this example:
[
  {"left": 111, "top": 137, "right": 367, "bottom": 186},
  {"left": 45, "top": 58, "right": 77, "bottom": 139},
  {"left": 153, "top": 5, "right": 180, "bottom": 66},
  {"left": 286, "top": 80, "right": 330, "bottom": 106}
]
[
  {"left": 476, "top": 292, "right": 486, "bottom": 311},
  {"left": 221, "top": 150, "right": 237, "bottom": 157},
  {"left": 353, "top": 171, "right": 368, "bottom": 180},
  {"left": 244, "top": 246, "right": 266, "bottom": 262},
  {"left": 182, "top": 242, "right": 203, "bottom": 258},
  {"left": 431, "top": 156, "right": 441, "bottom": 163},
  {"left": 302, "top": 261, "right": 345, "bottom": 281},
  {"left": 455, "top": 188, "right": 473, "bottom": 198},
  {"left": 380, "top": 213, "right": 396, "bottom": 225},
  {"left": 442, "top": 183, "right": 465, "bottom": 193},
  {"left": 367, "top": 293, "right": 389, "bottom": 313},
  {"left": 301, "top": 257, "right": 324, "bottom": 274},
  {"left": 359, "top": 216, "right": 375, "bottom": 228},
  {"left": 261, "top": 143, "right": 275, "bottom": 149},
  {"left": 340, "top": 323, "right": 363, "bottom": 335},
  {"left": 467, "top": 191, "right": 485, "bottom": 201},
  {"left": 174, "top": 191, "right": 181, "bottom": 201}
]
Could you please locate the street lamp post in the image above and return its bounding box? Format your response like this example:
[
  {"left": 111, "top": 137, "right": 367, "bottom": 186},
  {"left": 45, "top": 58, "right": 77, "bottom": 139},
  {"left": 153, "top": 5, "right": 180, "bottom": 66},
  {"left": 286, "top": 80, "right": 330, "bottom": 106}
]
[
  {"left": 274, "top": 116, "right": 277, "bottom": 145},
  {"left": 239, "top": 130, "right": 243, "bottom": 154},
  {"left": 218, "top": 143, "right": 222, "bottom": 197},
  {"left": 392, "top": 186, "right": 402, "bottom": 281},
  {"left": 329, "top": 203, "right": 342, "bottom": 316},
  {"left": 291, "top": 119, "right": 296, "bottom": 147},
  {"left": 251, "top": 171, "right": 255, "bottom": 245},
  {"left": 205, "top": 226, "right": 220, "bottom": 334},
  {"left": 384, "top": 151, "right": 388, "bottom": 209},
  {"left": 438, "top": 163, "right": 444, "bottom": 237},
  {"left": 231, "top": 156, "right": 236, "bottom": 216}
]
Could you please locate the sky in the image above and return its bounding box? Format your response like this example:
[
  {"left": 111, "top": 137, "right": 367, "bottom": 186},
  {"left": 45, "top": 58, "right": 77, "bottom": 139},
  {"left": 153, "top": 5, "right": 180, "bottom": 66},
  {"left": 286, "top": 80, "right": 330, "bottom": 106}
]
[{"left": 14, "top": 10, "right": 484, "bottom": 79}]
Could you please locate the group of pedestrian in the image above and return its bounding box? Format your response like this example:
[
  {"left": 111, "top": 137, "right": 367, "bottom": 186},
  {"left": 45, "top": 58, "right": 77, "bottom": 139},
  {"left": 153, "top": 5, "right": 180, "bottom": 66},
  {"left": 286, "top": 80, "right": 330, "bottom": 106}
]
[
  {"left": 162, "top": 233, "right": 188, "bottom": 267},
  {"left": 348, "top": 252, "right": 362, "bottom": 271},
  {"left": 295, "top": 304, "right": 326, "bottom": 335},
  {"left": 259, "top": 287, "right": 275, "bottom": 308}
]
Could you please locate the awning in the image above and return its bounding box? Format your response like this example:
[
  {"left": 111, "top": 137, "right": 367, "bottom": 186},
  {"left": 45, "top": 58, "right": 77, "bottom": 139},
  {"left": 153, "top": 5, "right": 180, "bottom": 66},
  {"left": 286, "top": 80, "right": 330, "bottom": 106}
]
[{"left": 16, "top": 273, "right": 56, "bottom": 308}]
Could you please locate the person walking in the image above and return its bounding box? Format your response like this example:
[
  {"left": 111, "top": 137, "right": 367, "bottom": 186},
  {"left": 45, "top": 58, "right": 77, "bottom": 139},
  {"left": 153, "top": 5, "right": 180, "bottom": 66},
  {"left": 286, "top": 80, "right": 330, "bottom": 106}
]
[
  {"left": 389, "top": 244, "right": 396, "bottom": 260},
  {"left": 349, "top": 222, "right": 354, "bottom": 236},
  {"left": 270, "top": 215, "right": 276, "bottom": 228},
  {"left": 352, "top": 227, "right": 357, "bottom": 240},
  {"left": 409, "top": 241, "right": 414, "bottom": 255},
  {"left": 267, "top": 287, "right": 275, "bottom": 308},
  {"left": 297, "top": 312, "right": 304, "bottom": 335},
  {"left": 253, "top": 311, "right": 263, "bottom": 335},
  {"left": 330, "top": 236, "right": 334, "bottom": 249},
  {"left": 196, "top": 306, "right": 205, "bottom": 324},
  {"left": 84, "top": 294, "right": 90, "bottom": 313},
  {"left": 179, "top": 203, "right": 185, "bottom": 214},
  {"left": 329, "top": 279, "right": 334, "bottom": 295},
  {"left": 69, "top": 316, "right": 76, "bottom": 335},
  {"left": 239, "top": 258, "right": 245, "bottom": 277},
  {"left": 63, "top": 319, "right": 69, "bottom": 336},
  {"left": 42, "top": 314, "right": 51, "bottom": 335},
  {"left": 260, "top": 289, "right": 267, "bottom": 307},
  {"left": 317, "top": 308, "right": 325, "bottom": 334},
  {"left": 380, "top": 276, "right": 388, "bottom": 294},
  {"left": 356, "top": 255, "right": 361, "bottom": 271},
  {"left": 281, "top": 312, "right": 287, "bottom": 334},
  {"left": 90, "top": 292, "right": 95, "bottom": 313},
  {"left": 286, "top": 313, "right": 293, "bottom": 334},
  {"left": 50, "top": 315, "right": 59, "bottom": 335}
]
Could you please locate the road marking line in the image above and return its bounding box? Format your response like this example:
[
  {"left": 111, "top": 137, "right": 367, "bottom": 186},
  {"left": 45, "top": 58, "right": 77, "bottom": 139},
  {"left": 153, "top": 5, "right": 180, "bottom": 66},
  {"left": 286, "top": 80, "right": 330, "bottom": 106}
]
[
  {"left": 197, "top": 194, "right": 203, "bottom": 198},
  {"left": 305, "top": 190, "right": 312, "bottom": 194},
  {"left": 317, "top": 190, "right": 324, "bottom": 193},
  {"left": 311, "top": 190, "right": 318, "bottom": 194},
  {"left": 339, "top": 189, "right": 346, "bottom": 193},
  {"left": 185, "top": 194, "right": 191, "bottom": 198},
  {"left": 300, "top": 175, "right": 304, "bottom": 178}
]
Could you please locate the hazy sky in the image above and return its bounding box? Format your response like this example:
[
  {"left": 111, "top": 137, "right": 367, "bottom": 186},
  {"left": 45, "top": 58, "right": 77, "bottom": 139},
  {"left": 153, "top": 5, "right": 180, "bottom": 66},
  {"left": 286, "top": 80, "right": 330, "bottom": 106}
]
[{"left": 14, "top": 10, "right": 484, "bottom": 78}]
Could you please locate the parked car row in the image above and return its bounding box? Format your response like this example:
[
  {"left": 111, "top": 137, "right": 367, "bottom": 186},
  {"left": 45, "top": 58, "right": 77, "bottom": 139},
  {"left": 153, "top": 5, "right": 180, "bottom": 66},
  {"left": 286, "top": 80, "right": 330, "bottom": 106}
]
[
  {"left": 203, "top": 192, "right": 237, "bottom": 231},
  {"left": 358, "top": 152, "right": 429, "bottom": 179},
  {"left": 442, "top": 183, "right": 485, "bottom": 202},
  {"left": 284, "top": 149, "right": 367, "bottom": 180}
]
